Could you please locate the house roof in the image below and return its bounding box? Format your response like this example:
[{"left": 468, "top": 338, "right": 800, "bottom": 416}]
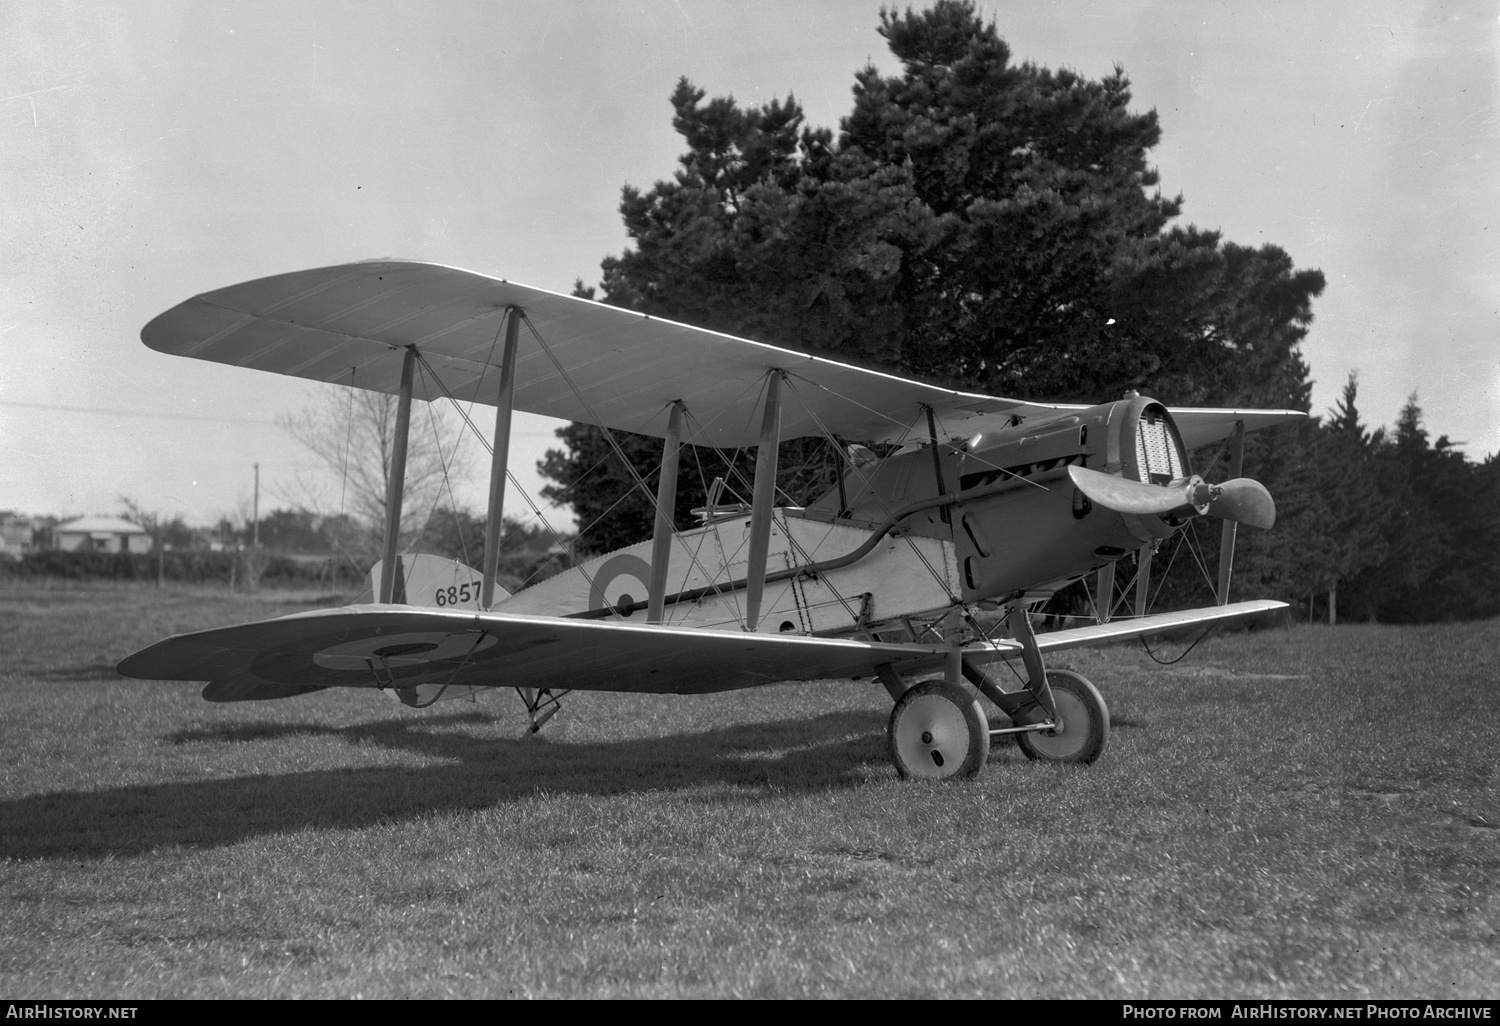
[{"left": 55, "top": 516, "right": 148, "bottom": 534}]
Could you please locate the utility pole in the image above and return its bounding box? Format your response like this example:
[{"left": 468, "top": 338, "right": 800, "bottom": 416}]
[{"left": 253, "top": 462, "right": 260, "bottom": 550}]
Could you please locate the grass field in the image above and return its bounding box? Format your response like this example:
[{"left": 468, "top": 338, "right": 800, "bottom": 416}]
[{"left": 1, "top": 581, "right": 1496, "bottom": 998}]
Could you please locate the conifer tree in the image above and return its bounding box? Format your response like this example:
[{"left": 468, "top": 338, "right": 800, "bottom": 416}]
[
  {"left": 545, "top": 0, "right": 1326, "bottom": 557},
  {"left": 1314, "top": 374, "right": 1392, "bottom": 621}
]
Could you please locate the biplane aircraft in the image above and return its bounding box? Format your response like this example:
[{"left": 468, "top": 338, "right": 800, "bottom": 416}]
[{"left": 119, "top": 260, "right": 1296, "bottom": 780}]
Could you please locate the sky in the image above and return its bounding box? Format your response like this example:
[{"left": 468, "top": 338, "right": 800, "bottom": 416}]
[{"left": 3, "top": 0, "right": 1496, "bottom": 534}]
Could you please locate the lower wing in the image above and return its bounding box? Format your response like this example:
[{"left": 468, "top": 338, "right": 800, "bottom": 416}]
[
  {"left": 116, "top": 606, "right": 947, "bottom": 700},
  {"left": 965, "top": 599, "right": 1288, "bottom": 664},
  {"left": 117, "top": 600, "right": 1286, "bottom": 702}
]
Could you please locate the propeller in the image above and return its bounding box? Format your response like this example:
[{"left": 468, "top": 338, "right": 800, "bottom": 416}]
[
  {"left": 1067, "top": 466, "right": 1276, "bottom": 529},
  {"left": 1067, "top": 465, "right": 1197, "bottom": 516},
  {"left": 1204, "top": 477, "right": 1276, "bottom": 529}
]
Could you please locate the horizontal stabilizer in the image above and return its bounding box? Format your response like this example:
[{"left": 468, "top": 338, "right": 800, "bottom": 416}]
[{"left": 367, "top": 553, "right": 502, "bottom": 610}]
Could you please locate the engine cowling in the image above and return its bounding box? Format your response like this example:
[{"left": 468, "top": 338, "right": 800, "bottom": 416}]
[
  {"left": 950, "top": 395, "right": 1195, "bottom": 602},
  {"left": 805, "top": 394, "right": 1218, "bottom": 605}
]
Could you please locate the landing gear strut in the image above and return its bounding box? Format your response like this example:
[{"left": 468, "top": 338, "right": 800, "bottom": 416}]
[
  {"left": 516, "top": 686, "right": 569, "bottom": 735},
  {"left": 878, "top": 606, "right": 1112, "bottom": 779}
]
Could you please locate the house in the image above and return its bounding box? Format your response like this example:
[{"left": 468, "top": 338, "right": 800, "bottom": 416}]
[
  {"left": 0, "top": 511, "right": 35, "bottom": 555},
  {"left": 52, "top": 516, "right": 153, "bottom": 554}
]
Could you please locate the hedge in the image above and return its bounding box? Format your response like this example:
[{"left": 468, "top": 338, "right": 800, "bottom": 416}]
[{"left": 0, "top": 549, "right": 362, "bottom": 586}]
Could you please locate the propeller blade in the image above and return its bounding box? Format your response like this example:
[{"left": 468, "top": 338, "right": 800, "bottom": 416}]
[
  {"left": 1067, "top": 465, "right": 1195, "bottom": 516},
  {"left": 1206, "top": 477, "right": 1276, "bottom": 529},
  {"left": 1068, "top": 466, "right": 1277, "bottom": 529}
]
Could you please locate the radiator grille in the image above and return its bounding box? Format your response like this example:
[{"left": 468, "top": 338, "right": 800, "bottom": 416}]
[{"left": 1136, "top": 413, "right": 1185, "bottom": 484}]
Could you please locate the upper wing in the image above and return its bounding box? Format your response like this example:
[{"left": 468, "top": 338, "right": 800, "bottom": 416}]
[
  {"left": 117, "top": 605, "right": 948, "bottom": 698},
  {"left": 140, "top": 260, "right": 1080, "bottom": 447},
  {"left": 1168, "top": 408, "right": 1307, "bottom": 449}
]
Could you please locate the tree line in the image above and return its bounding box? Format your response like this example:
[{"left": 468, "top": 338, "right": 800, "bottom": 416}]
[
  {"left": 540, "top": 1, "right": 1498, "bottom": 623},
  {"left": 4, "top": 505, "right": 572, "bottom": 595},
  {"left": 1229, "top": 378, "right": 1500, "bottom": 623}
]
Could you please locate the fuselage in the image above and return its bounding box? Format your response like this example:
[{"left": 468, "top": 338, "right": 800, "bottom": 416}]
[{"left": 497, "top": 395, "right": 1197, "bottom": 637}]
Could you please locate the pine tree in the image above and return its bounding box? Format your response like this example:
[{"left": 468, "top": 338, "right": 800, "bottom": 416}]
[
  {"left": 547, "top": 0, "right": 1326, "bottom": 556},
  {"left": 1315, "top": 374, "right": 1392, "bottom": 621}
]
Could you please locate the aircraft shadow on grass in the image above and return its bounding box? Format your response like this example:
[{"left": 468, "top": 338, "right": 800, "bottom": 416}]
[{"left": 0, "top": 709, "right": 1032, "bottom": 861}]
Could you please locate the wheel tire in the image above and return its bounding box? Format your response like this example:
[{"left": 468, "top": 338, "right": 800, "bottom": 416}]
[
  {"left": 888, "top": 680, "right": 990, "bottom": 780},
  {"left": 1015, "top": 668, "right": 1109, "bottom": 765}
]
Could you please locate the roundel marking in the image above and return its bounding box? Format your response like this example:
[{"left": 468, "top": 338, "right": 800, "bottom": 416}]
[
  {"left": 313, "top": 630, "right": 500, "bottom": 672},
  {"left": 588, "top": 553, "right": 654, "bottom": 617}
]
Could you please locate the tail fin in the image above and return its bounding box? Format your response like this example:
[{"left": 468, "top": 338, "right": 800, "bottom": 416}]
[{"left": 364, "top": 554, "right": 509, "bottom": 610}]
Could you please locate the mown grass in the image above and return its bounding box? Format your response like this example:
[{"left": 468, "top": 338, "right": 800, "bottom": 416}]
[{"left": 1, "top": 582, "right": 1496, "bottom": 998}]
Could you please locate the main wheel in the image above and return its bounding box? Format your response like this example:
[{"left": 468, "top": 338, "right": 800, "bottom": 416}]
[
  {"left": 888, "top": 680, "right": 990, "bottom": 780},
  {"left": 1015, "top": 668, "right": 1109, "bottom": 765}
]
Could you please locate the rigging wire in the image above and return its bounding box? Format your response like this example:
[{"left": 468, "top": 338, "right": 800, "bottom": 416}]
[
  {"left": 782, "top": 371, "right": 1054, "bottom": 497},
  {"left": 315, "top": 365, "right": 374, "bottom": 586},
  {"left": 444, "top": 307, "right": 509, "bottom": 571},
  {"left": 410, "top": 349, "right": 592, "bottom": 597},
  {"left": 1182, "top": 520, "right": 1220, "bottom": 597},
  {"left": 784, "top": 378, "right": 957, "bottom": 605},
  {"left": 414, "top": 358, "right": 473, "bottom": 571},
  {"left": 1144, "top": 527, "right": 1190, "bottom": 614},
  {"left": 515, "top": 310, "right": 735, "bottom": 613},
  {"left": 780, "top": 370, "right": 943, "bottom": 442},
  {"left": 622, "top": 400, "right": 748, "bottom": 606},
  {"left": 339, "top": 367, "right": 355, "bottom": 527},
  {"left": 519, "top": 312, "right": 666, "bottom": 512}
]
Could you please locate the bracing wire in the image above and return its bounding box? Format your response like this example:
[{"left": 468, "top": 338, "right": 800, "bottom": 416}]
[
  {"left": 339, "top": 367, "right": 355, "bottom": 526},
  {"left": 783, "top": 378, "right": 957, "bottom": 604},
  {"left": 414, "top": 358, "right": 473, "bottom": 570},
  {"left": 1148, "top": 534, "right": 1183, "bottom": 612},
  {"left": 515, "top": 313, "right": 731, "bottom": 611},
  {"left": 321, "top": 366, "right": 374, "bottom": 586},
  {"left": 1182, "top": 520, "right": 1218, "bottom": 595},
  {"left": 519, "top": 313, "right": 664, "bottom": 511},
  {"left": 409, "top": 349, "right": 592, "bottom": 594},
  {"left": 513, "top": 312, "right": 773, "bottom": 623},
  {"left": 781, "top": 370, "right": 937, "bottom": 442}
]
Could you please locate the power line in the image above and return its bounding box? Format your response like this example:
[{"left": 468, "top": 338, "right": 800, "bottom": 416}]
[
  {"left": 0, "top": 399, "right": 562, "bottom": 437},
  {"left": 0, "top": 400, "right": 275, "bottom": 426}
]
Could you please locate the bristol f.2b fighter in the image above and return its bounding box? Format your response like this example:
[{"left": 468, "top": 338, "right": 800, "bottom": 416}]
[{"left": 119, "top": 261, "right": 1295, "bottom": 780}]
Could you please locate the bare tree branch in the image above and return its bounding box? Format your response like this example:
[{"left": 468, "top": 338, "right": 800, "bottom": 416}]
[{"left": 277, "top": 389, "right": 474, "bottom": 555}]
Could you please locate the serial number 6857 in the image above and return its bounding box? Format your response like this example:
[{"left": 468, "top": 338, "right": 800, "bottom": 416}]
[{"left": 433, "top": 583, "right": 478, "bottom": 607}]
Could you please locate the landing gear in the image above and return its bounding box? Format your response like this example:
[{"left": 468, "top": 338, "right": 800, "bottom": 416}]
[
  {"left": 516, "top": 686, "right": 569, "bottom": 735},
  {"left": 888, "top": 680, "right": 990, "bottom": 780},
  {"left": 1014, "top": 669, "right": 1109, "bottom": 765}
]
